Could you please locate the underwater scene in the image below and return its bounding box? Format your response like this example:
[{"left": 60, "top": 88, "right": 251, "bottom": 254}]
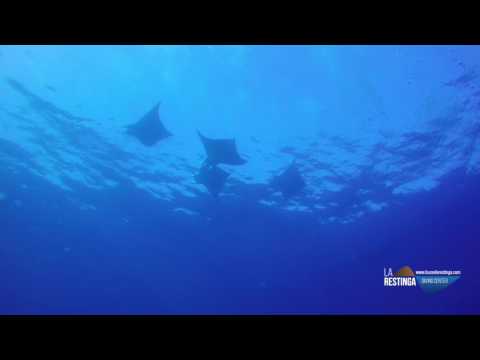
[{"left": 0, "top": 45, "right": 479, "bottom": 314}]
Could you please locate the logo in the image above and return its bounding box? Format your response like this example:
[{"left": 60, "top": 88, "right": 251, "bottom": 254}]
[
  {"left": 384, "top": 266, "right": 461, "bottom": 294},
  {"left": 384, "top": 266, "right": 417, "bottom": 287}
]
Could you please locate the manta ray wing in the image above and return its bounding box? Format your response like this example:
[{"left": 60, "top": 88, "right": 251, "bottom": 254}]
[
  {"left": 195, "top": 164, "right": 230, "bottom": 197},
  {"left": 197, "top": 131, "right": 247, "bottom": 166},
  {"left": 127, "top": 103, "right": 172, "bottom": 146},
  {"left": 271, "top": 161, "right": 306, "bottom": 198}
]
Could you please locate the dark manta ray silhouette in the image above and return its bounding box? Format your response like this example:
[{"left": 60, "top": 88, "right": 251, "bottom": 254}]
[
  {"left": 271, "top": 161, "right": 306, "bottom": 198},
  {"left": 197, "top": 131, "right": 247, "bottom": 166},
  {"left": 194, "top": 164, "right": 230, "bottom": 197},
  {"left": 126, "top": 103, "right": 172, "bottom": 146}
]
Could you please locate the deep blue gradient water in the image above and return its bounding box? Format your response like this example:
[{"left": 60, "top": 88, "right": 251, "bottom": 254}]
[{"left": 0, "top": 45, "right": 479, "bottom": 314}]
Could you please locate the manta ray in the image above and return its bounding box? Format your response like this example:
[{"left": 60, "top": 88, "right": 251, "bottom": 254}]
[
  {"left": 197, "top": 131, "right": 247, "bottom": 166},
  {"left": 271, "top": 160, "right": 306, "bottom": 198},
  {"left": 194, "top": 164, "right": 230, "bottom": 197},
  {"left": 126, "top": 103, "right": 172, "bottom": 146}
]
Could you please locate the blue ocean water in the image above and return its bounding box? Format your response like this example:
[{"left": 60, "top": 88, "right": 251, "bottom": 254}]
[{"left": 0, "top": 45, "right": 479, "bottom": 314}]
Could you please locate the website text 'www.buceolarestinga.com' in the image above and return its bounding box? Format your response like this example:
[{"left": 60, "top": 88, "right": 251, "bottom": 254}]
[{"left": 415, "top": 270, "right": 462, "bottom": 276}]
